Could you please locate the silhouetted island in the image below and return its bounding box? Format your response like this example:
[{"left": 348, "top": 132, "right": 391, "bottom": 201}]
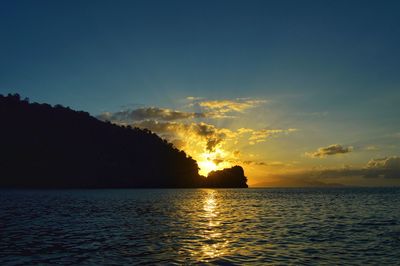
[
  {"left": 207, "top": 166, "right": 248, "bottom": 188},
  {"left": 0, "top": 93, "right": 248, "bottom": 188}
]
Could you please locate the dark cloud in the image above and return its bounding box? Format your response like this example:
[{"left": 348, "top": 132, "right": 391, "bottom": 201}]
[
  {"left": 213, "top": 159, "right": 224, "bottom": 165},
  {"left": 98, "top": 107, "right": 205, "bottom": 122},
  {"left": 307, "top": 144, "right": 353, "bottom": 158},
  {"left": 206, "top": 139, "right": 222, "bottom": 152},
  {"left": 242, "top": 160, "right": 267, "bottom": 166},
  {"left": 364, "top": 156, "right": 400, "bottom": 178}
]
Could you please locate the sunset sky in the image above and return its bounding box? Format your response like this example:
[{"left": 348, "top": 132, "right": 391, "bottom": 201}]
[{"left": 1, "top": 0, "right": 400, "bottom": 186}]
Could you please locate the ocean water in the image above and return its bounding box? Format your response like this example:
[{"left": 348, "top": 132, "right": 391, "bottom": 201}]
[{"left": 1, "top": 188, "right": 399, "bottom": 265}]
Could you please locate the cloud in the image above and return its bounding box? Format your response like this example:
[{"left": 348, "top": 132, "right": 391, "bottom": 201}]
[
  {"left": 186, "top": 96, "right": 203, "bottom": 101},
  {"left": 272, "top": 156, "right": 400, "bottom": 180},
  {"left": 99, "top": 97, "right": 266, "bottom": 122},
  {"left": 97, "top": 98, "right": 296, "bottom": 169},
  {"left": 126, "top": 120, "right": 296, "bottom": 166},
  {"left": 237, "top": 127, "right": 298, "bottom": 145},
  {"left": 249, "top": 128, "right": 297, "bottom": 144},
  {"left": 97, "top": 107, "right": 205, "bottom": 122},
  {"left": 365, "top": 145, "right": 379, "bottom": 151},
  {"left": 184, "top": 97, "right": 267, "bottom": 118},
  {"left": 365, "top": 157, "right": 400, "bottom": 169},
  {"left": 213, "top": 159, "right": 224, "bottom": 165},
  {"left": 242, "top": 160, "right": 267, "bottom": 166},
  {"left": 130, "top": 120, "right": 230, "bottom": 152},
  {"left": 198, "top": 98, "right": 266, "bottom": 113},
  {"left": 99, "top": 97, "right": 268, "bottom": 123},
  {"left": 252, "top": 177, "right": 344, "bottom": 187},
  {"left": 233, "top": 150, "right": 241, "bottom": 157},
  {"left": 306, "top": 144, "right": 353, "bottom": 158},
  {"left": 200, "top": 99, "right": 265, "bottom": 112},
  {"left": 314, "top": 157, "right": 400, "bottom": 179},
  {"left": 364, "top": 156, "right": 400, "bottom": 178}
]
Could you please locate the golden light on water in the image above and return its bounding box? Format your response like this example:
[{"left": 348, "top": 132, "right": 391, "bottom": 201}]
[
  {"left": 203, "top": 190, "right": 217, "bottom": 216},
  {"left": 201, "top": 189, "right": 229, "bottom": 260}
]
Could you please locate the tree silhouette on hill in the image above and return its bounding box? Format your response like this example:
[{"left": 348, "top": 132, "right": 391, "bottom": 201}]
[{"left": 0, "top": 93, "right": 248, "bottom": 188}]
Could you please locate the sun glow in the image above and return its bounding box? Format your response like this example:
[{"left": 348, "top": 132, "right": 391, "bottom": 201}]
[
  {"left": 197, "top": 148, "right": 232, "bottom": 176},
  {"left": 198, "top": 160, "right": 218, "bottom": 176}
]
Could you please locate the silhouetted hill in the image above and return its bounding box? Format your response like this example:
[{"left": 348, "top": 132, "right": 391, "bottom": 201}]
[
  {"left": 0, "top": 94, "right": 248, "bottom": 188},
  {"left": 206, "top": 166, "right": 248, "bottom": 188}
]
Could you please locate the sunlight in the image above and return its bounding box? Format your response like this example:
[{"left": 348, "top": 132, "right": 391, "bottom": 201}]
[
  {"left": 201, "top": 189, "right": 228, "bottom": 260},
  {"left": 198, "top": 160, "right": 218, "bottom": 176},
  {"left": 197, "top": 148, "right": 232, "bottom": 176}
]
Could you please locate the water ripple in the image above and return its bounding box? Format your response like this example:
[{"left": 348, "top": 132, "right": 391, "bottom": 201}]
[{"left": 1, "top": 188, "right": 399, "bottom": 265}]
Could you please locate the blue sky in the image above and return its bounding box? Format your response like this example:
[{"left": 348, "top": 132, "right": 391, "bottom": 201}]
[{"left": 1, "top": 0, "right": 400, "bottom": 185}]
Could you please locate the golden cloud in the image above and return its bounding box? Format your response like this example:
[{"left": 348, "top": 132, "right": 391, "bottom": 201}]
[
  {"left": 198, "top": 98, "right": 267, "bottom": 113},
  {"left": 130, "top": 120, "right": 230, "bottom": 152},
  {"left": 184, "top": 97, "right": 267, "bottom": 118},
  {"left": 97, "top": 98, "right": 296, "bottom": 171}
]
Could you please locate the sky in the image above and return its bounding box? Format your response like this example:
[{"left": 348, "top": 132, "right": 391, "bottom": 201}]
[{"left": 1, "top": 0, "right": 400, "bottom": 186}]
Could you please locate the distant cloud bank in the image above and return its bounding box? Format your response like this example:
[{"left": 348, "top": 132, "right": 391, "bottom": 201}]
[
  {"left": 273, "top": 156, "right": 400, "bottom": 181},
  {"left": 364, "top": 156, "right": 400, "bottom": 178}
]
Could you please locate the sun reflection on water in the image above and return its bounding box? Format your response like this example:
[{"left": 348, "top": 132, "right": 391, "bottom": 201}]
[{"left": 200, "top": 189, "right": 229, "bottom": 261}]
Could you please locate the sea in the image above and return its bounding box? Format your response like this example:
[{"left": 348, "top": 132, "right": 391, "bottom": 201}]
[{"left": 1, "top": 188, "right": 399, "bottom": 265}]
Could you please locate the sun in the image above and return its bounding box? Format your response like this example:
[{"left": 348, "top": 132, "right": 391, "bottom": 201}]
[
  {"left": 198, "top": 160, "right": 218, "bottom": 176},
  {"left": 196, "top": 148, "right": 232, "bottom": 176}
]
